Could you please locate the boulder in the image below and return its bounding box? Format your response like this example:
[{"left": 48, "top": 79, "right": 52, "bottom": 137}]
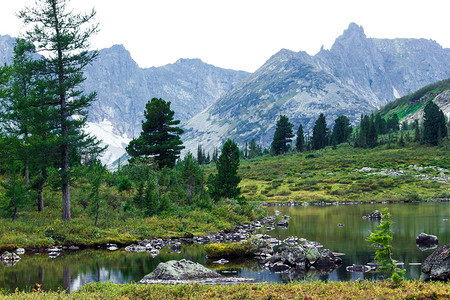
[
  {"left": 169, "top": 242, "right": 182, "bottom": 252},
  {"left": 15, "top": 248, "right": 25, "bottom": 255},
  {"left": 305, "top": 246, "right": 321, "bottom": 264},
  {"left": 125, "top": 244, "right": 147, "bottom": 253},
  {"left": 139, "top": 259, "right": 258, "bottom": 285},
  {"left": 106, "top": 244, "right": 119, "bottom": 251},
  {"left": 421, "top": 244, "right": 450, "bottom": 280},
  {"left": 313, "top": 249, "right": 342, "bottom": 271},
  {"left": 1, "top": 251, "right": 21, "bottom": 262},
  {"left": 283, "top": 236, "right": 299, "bottom": 246},
  {"left": 363, "top": 210, "right": 383, "bottom": 219},
  {"left": 416, "top": 233, "right": 439, "bottom": 251},
  {"left": 277, "top": 220, "right": 289, "bottom": 227}
]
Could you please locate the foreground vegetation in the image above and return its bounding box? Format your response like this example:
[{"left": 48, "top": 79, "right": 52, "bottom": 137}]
[{"left": 1, "top": 280, "right": 450, "bottom": 299}]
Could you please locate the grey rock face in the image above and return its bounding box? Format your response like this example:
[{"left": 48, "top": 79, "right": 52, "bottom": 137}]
[
  {"left": 183, "top": 23, "right": 450, "bottom": 153},
  {"left": 421, "top": 244, "right": 450, "bottom": 280},
  {"left": 81, "top": 46, "right": 249, "bottom": 138}
]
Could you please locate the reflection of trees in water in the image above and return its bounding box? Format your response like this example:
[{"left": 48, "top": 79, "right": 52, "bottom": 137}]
[
  {"left": 0, "top": 244, "right": 206, "bottom": 293},
  {"left": 0, "top": 202, "right": 448, "bottom": 292}
]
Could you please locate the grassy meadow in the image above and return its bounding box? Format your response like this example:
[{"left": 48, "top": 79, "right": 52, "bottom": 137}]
[{"left": 233, "top": 142, "right": 449, "bottom": 204}]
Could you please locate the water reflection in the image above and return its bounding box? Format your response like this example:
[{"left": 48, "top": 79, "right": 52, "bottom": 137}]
[{"left": 0, "top": 202, "right": 448, "bottom": 292}]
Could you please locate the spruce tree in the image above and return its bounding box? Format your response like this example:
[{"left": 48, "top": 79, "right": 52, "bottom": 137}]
[
  {"left": 331, "top": 115, "right": 352, "bottom": 145},
  {"left": 271, "top": 115, "right": 294, "bottom": 155},
  {"left": 248, "top": 139, "right": 261, "bottom": 159},
  {"left": 414, "top": 120, "right": 421, "bottom": 143},
  {"left": 177, "top": 152, "right": 204, "bottom": 205},
  {"left": 208, "top": 139, "right": 241, "bottom": 201},
  {"left": 19, "top": 0, "right": 103, "bottom": 220},
  {"left": 423, "top": 101, "right": 447, "bottom": 145},
  {"left": 126, "top": 98, "right": 184, "bottom": 168},
  {"left": 312, "top": 113, "right": 327, "bottom": 150},
  {"left": 295, "top": 124, "right": 304, "bottom": 152}
]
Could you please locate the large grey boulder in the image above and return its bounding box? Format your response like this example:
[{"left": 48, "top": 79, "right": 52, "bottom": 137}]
[
  {"left": 421, "top": 244, "right": 450, "bottom": 280},
  {"left": 140, "top": 259, "right": 258, "bottom": 285}
]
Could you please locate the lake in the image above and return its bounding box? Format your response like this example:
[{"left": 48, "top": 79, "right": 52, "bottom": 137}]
[{"left": 0, "top": 202, "right": 448, "bottom": 292}]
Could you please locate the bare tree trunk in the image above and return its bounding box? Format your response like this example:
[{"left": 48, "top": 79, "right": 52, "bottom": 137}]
[{"left": 37, "top": 167, "right": 48, "bottom": 212}]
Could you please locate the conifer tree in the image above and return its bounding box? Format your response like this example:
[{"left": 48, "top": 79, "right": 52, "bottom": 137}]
[
  {"left": 19, "top": 0, "right": 103, "bottom": 220},
  {"left": 271, "top": 115, "right": 294, "bottom": 155},
  {"left": 208, "top": 140, "right": 241, "bottom": 201},
  {"left": 295, "top": 124, "right": 304, "bottom": 152},
  {"left": 248, "top": 139, "right": 261, "bottom": 159},
  {"left": 414, "top": 120, "right": 421, "bottom": 143},
  {"left": 126, "top": 98, "right": 184, "bottom": 168},
  {"left": 331, "top": 115, "right": 352, "bottom": 145},
  {"left": 423, "top": 101, "right": 447, "bottom": 145},
  {"left": 177, "top": 152, "right": 204, "bottom": 205},
  {"left": 312, "top": 113, "right": 327, "bottom": 150}
]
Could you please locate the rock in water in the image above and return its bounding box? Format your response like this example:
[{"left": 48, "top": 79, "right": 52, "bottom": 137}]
[
  {"left": 143, "top": 259, "right": 221, "bottom": 280},
  {"left": 421, "top": 244, "right": 450, "bottom": 280},
  {"left": 416, "top": 232, "right": 439, "bottom": 251},
  {"left": 1, "top": 251, "right": 21, "bottom": 262},
  {"left": 140, "top": 259, "right": 259, "bottom": 285},
  {"left": 363, "top": 210, "right": 383, "bottom": 219}
]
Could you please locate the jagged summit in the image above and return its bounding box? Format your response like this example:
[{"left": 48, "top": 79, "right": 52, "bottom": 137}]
[{"left": 183, "top": 24, "right": 450, "bottom": 154}]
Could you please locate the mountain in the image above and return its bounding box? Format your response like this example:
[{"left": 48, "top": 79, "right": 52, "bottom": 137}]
[
  {"left": 377, "top": 78, "right": 450, "bottom": 124},
  {"left": 182, "top": 23, "right": 450, "bottom": 154},
  {"left": 81, "top": 45, "right": 249, "bottom": 164},
  {"left": 0, "top": 36, "right": 249, "bottom": 165}
]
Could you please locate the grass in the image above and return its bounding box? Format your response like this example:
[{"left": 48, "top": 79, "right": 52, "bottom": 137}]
[
  {"left": 0, "top": 198, "right": 265, "bottom": 251},
  {"left": 0, "top": 141, "right": 448, "bottom": 251},
  {"left": 1, "top": 280, "right": 450, "bottom": 299},
  {"left": 229, "top": 142, "right": 449, "bottom": 204}
]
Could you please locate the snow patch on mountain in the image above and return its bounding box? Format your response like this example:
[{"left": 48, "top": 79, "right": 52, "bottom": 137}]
[{"left": 85, "top": 120, "right": 131, "bottom": 166}]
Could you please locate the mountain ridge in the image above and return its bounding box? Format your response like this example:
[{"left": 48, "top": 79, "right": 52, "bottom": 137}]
[{"left": 182, "top": 23, "right": 450, "bottom": 154}]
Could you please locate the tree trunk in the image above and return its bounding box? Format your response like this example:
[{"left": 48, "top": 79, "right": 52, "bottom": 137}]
[
  {"left": 37, "top": 167, "right": 48, "bottom": 212},
  {"left": 95, "top": 188, "right": 99, "bottom": 227},
  {"left": 52, "top": 0, "right": 70, "bottom": 221},
  {"left": 62, "top": 143, "right": 70, "bottom": 221}
]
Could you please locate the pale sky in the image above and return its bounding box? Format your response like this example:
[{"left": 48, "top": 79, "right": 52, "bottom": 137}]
[{"left": 1, "top": 0, "right": 449, "bottom": 72}]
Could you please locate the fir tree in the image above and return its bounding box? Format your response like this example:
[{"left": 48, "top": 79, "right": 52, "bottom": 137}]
[
  {"left": 414, "top": 120, "right": 421, "bottom": 143},
  {"left": 295, "top": 124, "right": 304, "bottom": 152},
  {"left": 331, "top": 115, "right": 352, "bottom": 145},
  {"left": 177, "top": 152, "right": 204, "bottom": 205},
  {"left": 126, "top": 98, "right": 184, "bottom": 168},
  {"left": 312, "top": 113, "right": 328, "bottom": 150},
  {"left": 423, "top": 101, "right": 447, "bottom": 145},
  {"left": 208, "top": 140, "right": 241, "bottom": 201},
  {"left": 19, "top": 0, "right": 103, "bottom": 220},
  {"left": 366, "top": 208, "right": 405, "bottom": 280},
  {"left": 271, "top": 115, "right": 294, "bottom": 155}
]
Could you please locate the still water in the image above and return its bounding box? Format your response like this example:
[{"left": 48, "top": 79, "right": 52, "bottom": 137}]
[{"left": 0, "top": 202, "right": 448, "bottom": 292}]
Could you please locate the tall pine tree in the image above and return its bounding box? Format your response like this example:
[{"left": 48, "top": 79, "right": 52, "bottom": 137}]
[
  {"left": 19, "top": 0, "right": 103, "bottom": 220},
  {"left": 208, "top": 140, "right": 241, "bottom": 201},
  {"left": 312, "top": 113, "right": 327, "bottom": 150},
  {"left": 126, "top": 98, "right": 184, "bottom": 168},
  {"left": 271, "top": 115, "right": 294, "bottom": 155},
  {"left": 423, "top": 101, "right": 447, "bottom": 145},
  {"left": 295, "top": 124, "right": 304, "bottom": 152},
  {"left": 331, "top": 115, "right": 352, "bottom": 145}
]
